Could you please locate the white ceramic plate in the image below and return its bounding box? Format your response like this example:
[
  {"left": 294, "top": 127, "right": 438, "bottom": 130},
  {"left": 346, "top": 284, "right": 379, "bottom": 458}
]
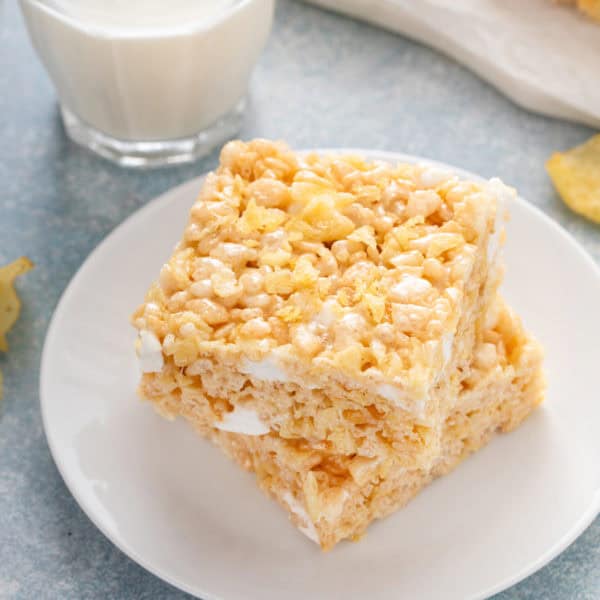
[{"left": 40, "top": 151, "right": 600, "bottom": 600}]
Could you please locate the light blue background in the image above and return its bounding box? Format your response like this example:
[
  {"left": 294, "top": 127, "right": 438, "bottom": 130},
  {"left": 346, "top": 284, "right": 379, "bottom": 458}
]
[{"left": 0, "top": 0, "right": 598, "bottom": 597}]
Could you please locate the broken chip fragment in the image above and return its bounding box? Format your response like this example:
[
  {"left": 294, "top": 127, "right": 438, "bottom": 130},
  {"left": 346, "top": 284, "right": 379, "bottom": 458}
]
[
  {"left": 0, "top": 256, "right": 34, "bottom": 401},
  {"left": 546, "top": 134, "right": 600, "bottom": 224},
  {"left": 558, "top": 0, "right": 600, "bottom": 22}
]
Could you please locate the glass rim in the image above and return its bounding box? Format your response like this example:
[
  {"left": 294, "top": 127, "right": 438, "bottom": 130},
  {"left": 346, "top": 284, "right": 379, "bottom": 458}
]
[{"left": 19, "top": 0, "right": 255, "bottom": 39}]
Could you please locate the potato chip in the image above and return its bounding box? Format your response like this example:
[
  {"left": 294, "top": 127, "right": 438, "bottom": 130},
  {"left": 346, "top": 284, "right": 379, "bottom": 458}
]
[
  {"left": 0, "top": 256, "right": 33, "bottom": 352},
  {"left": 546, "top": 134, "right": 600, "bottom": 224},
  {"left": 0, "top": 257, "right": 33, "bottom": 402},
  {"left": 560, "top": 0, "right": 600, "bottom": 22},
  {"left": 576, "top": 0, "right": 600, "bottom": 21}
]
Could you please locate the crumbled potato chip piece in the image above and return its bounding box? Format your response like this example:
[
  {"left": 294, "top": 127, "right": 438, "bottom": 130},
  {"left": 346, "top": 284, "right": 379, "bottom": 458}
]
[
  {"left": 0, "top": 257, "right": 33, "bottom": 401},
  {"left": 546, "top": 134, "right": 600, "bottom": 224},
  {"left": 0, "top": 257, "right": 33, "bottom": 352},
  {"left": 568, "top": 0, "right": 600, "bottom": 22},
  {"left": 580, "top": 0, "right": 600, "bottom": 21}
]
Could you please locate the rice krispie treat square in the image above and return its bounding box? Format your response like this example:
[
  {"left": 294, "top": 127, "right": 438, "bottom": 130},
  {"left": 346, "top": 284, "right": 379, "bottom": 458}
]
[
  {"left": 204, "top": 297, "right": 545, "bottom": 549},
  {"left": 133, "top": 140, "right": 511, "bottom": 475}
]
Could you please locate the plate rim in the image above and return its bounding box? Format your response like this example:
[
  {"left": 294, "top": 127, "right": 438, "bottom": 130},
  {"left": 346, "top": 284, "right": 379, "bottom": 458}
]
[{"left": 40, "top": 149, "right": 600, "bottom": 600}]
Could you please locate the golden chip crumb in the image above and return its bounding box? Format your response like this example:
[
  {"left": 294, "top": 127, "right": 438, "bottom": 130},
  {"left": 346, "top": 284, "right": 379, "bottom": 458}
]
[
  {"left": 0, "top": 256, "right": 34, "bottom": 401},
  {"left": 0, "top": 257, "right": 33, "bottom": 352},
  {"left": 547, "top": 134, "right": 600, "bottom": 224},
  {"left": 559, "top": 0, "right": 600, "bottom": 22},
  {"left": 579, "top": 0, "right": 600, "bottom": 21}
]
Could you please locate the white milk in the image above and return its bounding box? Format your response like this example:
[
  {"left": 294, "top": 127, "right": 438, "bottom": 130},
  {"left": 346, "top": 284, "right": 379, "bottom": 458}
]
[
  {"left": 46, "top": 0, "right": 237, "bottom": 29},
  {"left": 20, "top": 0, "right": 274, "bottom": 141}
]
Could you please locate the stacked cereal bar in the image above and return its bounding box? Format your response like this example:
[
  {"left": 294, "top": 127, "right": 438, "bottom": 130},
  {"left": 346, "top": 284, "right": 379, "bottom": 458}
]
[{"left": 132, "top": 140, "right": 544, "bottom": 550}]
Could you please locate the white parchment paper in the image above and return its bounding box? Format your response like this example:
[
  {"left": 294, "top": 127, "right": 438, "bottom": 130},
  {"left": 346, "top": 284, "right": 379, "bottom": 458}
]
[{"left": 306, "top": 0, "right": 600, "bottom": 129}]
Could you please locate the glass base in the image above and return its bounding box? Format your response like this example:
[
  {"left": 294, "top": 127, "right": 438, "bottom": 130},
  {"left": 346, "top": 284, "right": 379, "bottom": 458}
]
[{"left": 60, "top": 99, "right": 246, "bottom": 168}]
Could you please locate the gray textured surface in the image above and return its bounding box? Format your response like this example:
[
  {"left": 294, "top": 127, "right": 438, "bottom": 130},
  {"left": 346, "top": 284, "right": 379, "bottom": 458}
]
[{"left": 0, "top": 0, "right": 598, "bottom": 598}]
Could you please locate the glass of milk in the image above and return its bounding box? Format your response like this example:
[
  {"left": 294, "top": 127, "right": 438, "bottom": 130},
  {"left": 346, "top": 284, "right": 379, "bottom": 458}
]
[{"left": 19, "top": 0, "right": 274, "bottom": 167}]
